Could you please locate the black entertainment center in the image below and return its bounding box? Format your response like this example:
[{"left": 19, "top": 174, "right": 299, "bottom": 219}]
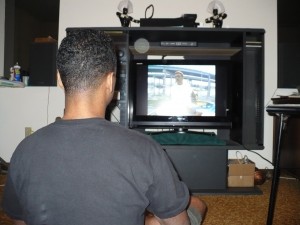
[{"left": 67, "top": 27, "right": 265, "bottom": 193}]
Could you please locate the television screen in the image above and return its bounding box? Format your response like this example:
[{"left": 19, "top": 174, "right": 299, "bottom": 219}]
[
  {"left": 142, "top": 64, "right": 216, "bottom": 117},
  {"left": 129, "top": 60, "right": 232, "bottom": 129}
]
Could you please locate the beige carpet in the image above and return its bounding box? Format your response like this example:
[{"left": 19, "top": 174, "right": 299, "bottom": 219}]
[
  {"left": 1, "top": 171, "right": 300, "bottom": 225},
  {"left": 199, "top": 172, "right": 300, "bottom": 225}
]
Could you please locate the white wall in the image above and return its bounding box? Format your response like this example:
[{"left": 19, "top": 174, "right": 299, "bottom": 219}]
[
  {"left": 1, "top": 0, "right": 277, "bottom": 169},
  {"left": 0, "top": 0, "right": 5, "bottom": 76},
  {"left": 0, "top": 87, "right": 65, "bottom": 161}
]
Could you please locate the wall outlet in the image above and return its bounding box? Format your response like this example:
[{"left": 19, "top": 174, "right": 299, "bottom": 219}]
[{"left": 25, "top": 127, "right": 33, "bottom": 137}]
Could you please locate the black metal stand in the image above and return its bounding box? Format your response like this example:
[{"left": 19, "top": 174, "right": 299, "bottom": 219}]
[
  {"left": 266, "top": 113, "right": 287, "bottom": 225},
  {"left": 266, "top": 105, "right": 300, "bottom": 225}
]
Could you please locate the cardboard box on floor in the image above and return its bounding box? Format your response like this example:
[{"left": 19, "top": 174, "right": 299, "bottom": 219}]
[{"left": 228, "top": 159, "right": 255, "bottom": 187}]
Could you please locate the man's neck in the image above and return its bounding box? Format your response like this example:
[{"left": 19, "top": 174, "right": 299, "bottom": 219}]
[{"left": 62, "top": 93, "right": 107, "bottom": 120}]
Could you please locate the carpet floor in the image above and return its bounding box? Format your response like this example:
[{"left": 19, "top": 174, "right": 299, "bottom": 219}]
[
  {"left": 199, "top": 171, "right": 300, "bottom": 225},
  {"left": 0, "top": 170, "right": 299, "bottom": 225}
]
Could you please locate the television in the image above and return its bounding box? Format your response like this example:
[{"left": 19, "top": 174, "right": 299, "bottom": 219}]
[{"left": 128, "top": 59, "right": 235, "bottom": 131}]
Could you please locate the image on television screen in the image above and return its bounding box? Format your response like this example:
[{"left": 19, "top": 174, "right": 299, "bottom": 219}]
[{"left": 147, "top": 64, "right": 216, "bottom": 116}]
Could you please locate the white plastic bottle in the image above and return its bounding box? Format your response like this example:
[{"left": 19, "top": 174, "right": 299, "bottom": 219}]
[
  {"left": 9, "top": 67, "right": 14, "bottom": 81},
  {"left": 14, "top": 62, "right": 21, "bottom": 81}
]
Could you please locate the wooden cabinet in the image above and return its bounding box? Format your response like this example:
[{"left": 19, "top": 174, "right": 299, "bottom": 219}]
[
  {"left": 164, "top": 145, "right": 228, "bottom": 192},
  {"left": 66, "top": 27, "right": 265, "bottom": 150},
  {"left": 66, "top": 27, "right": 265, "bottom": 193}
]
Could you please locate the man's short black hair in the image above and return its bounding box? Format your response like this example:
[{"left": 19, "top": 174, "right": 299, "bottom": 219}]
[{"left": 56, "top": 29, "right": 117, "bottom": 94}]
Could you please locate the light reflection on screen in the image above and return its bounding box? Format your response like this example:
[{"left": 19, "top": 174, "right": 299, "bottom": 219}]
[{"left": 147, "top": 65, "right": 216, "bottom": 116}]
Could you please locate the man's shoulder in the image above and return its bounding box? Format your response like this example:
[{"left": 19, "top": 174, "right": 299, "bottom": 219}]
[{"left": 108, "top": 122, "right": 157, "bottom": 144}]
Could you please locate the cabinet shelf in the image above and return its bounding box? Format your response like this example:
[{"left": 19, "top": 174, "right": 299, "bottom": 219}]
[{"left": 129, "top": 46, "right": 241, "bottom": 57}]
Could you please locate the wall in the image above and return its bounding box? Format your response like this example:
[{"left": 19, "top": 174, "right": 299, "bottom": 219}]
[
  {"left": 1, "top": 0, "right": 277, "bottom": 170},
  {"left": 0, "top": 87, "right": 65, "bottom": 161}
]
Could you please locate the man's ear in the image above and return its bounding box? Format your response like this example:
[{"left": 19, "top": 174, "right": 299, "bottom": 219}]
[
  {"left": 57, "top": 71, "right": 64, "bottom": 90},
  {"left": 106, "top": 72, "right": 116, "bottom": 93}
]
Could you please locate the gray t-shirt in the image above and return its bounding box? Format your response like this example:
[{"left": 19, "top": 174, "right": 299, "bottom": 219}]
[{"left": 2, "top": 118, "right": 189, "bottom": 225}]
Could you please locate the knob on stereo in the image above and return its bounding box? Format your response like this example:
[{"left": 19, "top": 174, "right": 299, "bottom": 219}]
[
  {"left": 118, "top": 50, "right": 124, "bottom": 58},
  {"left": 134, "top": 38, "right": 150, "bottom": 54}
]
